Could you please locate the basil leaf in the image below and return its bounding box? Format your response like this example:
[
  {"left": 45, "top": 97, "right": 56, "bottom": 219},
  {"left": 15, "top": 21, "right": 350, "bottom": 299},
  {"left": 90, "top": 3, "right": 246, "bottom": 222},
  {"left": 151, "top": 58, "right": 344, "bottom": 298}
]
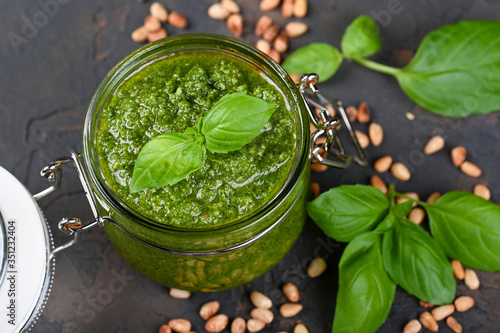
[
  {"left": 424, "top": 191, "right": 500, "bottom": 271},
  {"left": 382, "top": 214, "right": 456, "bottom": 305},
  {"left": 374, "top": 202, "right": 412, "bottom": 234},
  {"left": 282, "top": 43, "right": 343, "bottom": 83},
  {"left": 129, "top": 128, "right": 206, "bottom": 192},
  {"left": 306, "top": 185, "right": 390, "bottom": 242},
  {"left": 333, "top": 232, "right": 396, "bottom": 333},
  {"left": 395, "top": 20, "right": 500, "bottom": 116},
  {"left": 201, "top": 92, "right": 276, "bottom": 154},
  {"left": 341, "top": 15, "right": 381, "bottom": 59}
]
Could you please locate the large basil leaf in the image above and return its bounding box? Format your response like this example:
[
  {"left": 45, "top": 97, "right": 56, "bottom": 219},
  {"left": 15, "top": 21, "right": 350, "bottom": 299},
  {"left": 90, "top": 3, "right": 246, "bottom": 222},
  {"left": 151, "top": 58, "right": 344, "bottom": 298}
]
[
  {"left": 424, "top": 191, "right": 500, "bottom": 271},
  {"left": 341, "top": 15, "right": 381, "bottom": 59},
  {"left": 333, "top": 232, "right": 395, "bottom": 333},
  {"left": 129, "top": 128, "right": 206, "bottom": 192},
  {"left": 382, "top": 214, "right": 455, "bottom": 305},
  {"left": 306, "top": 185, "right": 389, "bottom": 242},
  {"left": 201, "top": 92, "right": 276, "bottom": 153},
  {"left": 282, "top": 43, "right": 343, "bottom": 83},
  {"left": 395, "top": 20, "right": 500, "bottom": 117}
]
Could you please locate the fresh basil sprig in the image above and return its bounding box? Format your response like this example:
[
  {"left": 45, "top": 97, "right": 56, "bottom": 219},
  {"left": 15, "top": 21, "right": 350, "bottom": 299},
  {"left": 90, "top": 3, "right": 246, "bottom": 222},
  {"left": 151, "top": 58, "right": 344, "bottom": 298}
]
[
  {"left": 129, "top": 93, "right": 276, "bottom": 192},
  {"left": 307, "top": 184, "right": 500, "bottom": 333},
  {"left": 284, "top": 16, "right": 500, "bottom": 117}
]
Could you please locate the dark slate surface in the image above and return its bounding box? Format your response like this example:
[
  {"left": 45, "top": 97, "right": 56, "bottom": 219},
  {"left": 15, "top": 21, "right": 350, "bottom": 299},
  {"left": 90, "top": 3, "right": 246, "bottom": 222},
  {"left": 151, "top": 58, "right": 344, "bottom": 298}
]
[{"left": 1, "top": 0, "right": 500, "bottom": 332}]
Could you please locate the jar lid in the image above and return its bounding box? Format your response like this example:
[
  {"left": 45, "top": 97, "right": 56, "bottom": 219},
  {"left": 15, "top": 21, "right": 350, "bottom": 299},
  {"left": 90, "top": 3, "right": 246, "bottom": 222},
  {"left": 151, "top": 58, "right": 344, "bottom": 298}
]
[{"left": 0, "top": 166, "right": 55, "bottom": 332}]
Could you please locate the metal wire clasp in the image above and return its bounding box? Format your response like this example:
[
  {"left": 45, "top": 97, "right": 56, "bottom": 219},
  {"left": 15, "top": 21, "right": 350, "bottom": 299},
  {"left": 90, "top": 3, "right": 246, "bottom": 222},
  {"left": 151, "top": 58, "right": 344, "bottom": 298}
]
[{"left": 299, "top": 73, "right": 367, "bottom": 168}]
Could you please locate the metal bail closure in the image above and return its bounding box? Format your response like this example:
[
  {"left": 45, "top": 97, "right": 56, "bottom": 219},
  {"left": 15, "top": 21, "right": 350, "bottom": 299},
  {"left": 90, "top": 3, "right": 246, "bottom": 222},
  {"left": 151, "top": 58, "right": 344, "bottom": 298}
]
[{"left": 298, "top": 73, "right": 367, "bottom": 168}]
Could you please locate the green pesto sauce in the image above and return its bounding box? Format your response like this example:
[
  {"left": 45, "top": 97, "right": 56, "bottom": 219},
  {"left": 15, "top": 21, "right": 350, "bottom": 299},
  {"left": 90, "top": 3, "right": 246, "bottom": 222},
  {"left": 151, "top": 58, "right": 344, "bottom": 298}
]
[{"left": 97, "top": 52, "right": 296, "bottom": 228}]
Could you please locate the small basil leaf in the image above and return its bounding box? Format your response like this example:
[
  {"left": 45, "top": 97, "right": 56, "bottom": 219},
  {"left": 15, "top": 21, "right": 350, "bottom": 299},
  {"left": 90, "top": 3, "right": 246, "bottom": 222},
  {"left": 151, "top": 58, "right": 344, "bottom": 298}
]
[
  {"left": 129, "top": 129, "right": 206, "bottom": 193},
  {"left": 201, "top": 92, "right": 276, "bottom": 154},
  {"left": 282, "top": 43, "right": 343, "bottom": 83},
  {"left": 341, "top": 15, "right": 381, "bottom": 59},
  {"left": 395, "top": 20, "right": 500, "bottom": 116},
  {"left": 374, "top": 213, "right": 395, "bottom": 234},
  {"left": 392, "top": 200, "right": 413, "bottom": 218},
  {"left": 382, "top": 215, "right": 456, "bottom": 305},
  {"left": 306, "top": 185, "right": 390, "bottom": 242},
  {"left": 333, "top": 232, "right": 396, "bottom": 333},
  {"left": 424, "top": 191, "right": 500, "bottom": 271}
]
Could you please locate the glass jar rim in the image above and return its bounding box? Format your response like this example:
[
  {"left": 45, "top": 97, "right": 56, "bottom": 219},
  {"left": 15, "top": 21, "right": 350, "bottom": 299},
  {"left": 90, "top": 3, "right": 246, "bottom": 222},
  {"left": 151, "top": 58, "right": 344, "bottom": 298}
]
[{"left": 82, "top": 34, "right": 310, "bottom": 237}]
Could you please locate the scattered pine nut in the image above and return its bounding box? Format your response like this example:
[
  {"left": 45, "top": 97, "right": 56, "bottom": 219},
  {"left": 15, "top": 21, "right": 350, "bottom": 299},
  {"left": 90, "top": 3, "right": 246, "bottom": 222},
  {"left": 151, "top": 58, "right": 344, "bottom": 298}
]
[
  {"left": 408, "top": 207, "right": 425, "bottom": 225},
  {"left": 451, "top": 146, "right": 467, "bottom": 167},
  {"left": 460, "top": 161, "right": 482, "bottom": 178},
  {"left": 284, "top": 22, "right": 308, "bottom": 37},
  {"left": 403, "top": 319, "right": 422, "bottom": 333},
  {"left": 283, "top": 282, "right": 300, "bottom": 302},
  {"left": 168, "top": 11, "right": 188, "bottom": 29},
  {"left": 293, "top": 0, "right": 308, "bottom": 18},
  {"left": 289, "top": 73, "right": 300, "bottom": 84},
  {"left": 307, "top": 257, "right": 327, "bottom": 278},
  {"left": 200, "top": 301, "right": 220, "bottom": 320},
  {"left": 250, "top": 291, "right": 273, "bottom": 309},
  {"left": 293, "top": 324, "right": 309, "bottom": 333},
  {"left": 374, "top": 156, "right": 392, "bottom": 173},
  {"left": 406, "top": 112, "right": 415, "bottom": 120},
  {"left": 144, "top": 15, "right": 161, "bottom": 32},
  {"left": 255, "top": 15, "right": 273, "bottom": 36},
  {"left": 454, "top": 296, "right": 475, "bottom": 312},
  {"left": 355, "top": 130, "right": 370, "bottom": 149},
  {"left": 274, "top": 33, "right": 289, "bottom": 53},
  {"left": 419, "top": 300, "right": 435, "bottom": 308},
  {"left": 159, "top": 324, "right": 172, "bottom": 333},
  {"left": 259, "top": 0, "right": 281, "bottom": 11},
  {"left": 310, "top": 182, "right": 320, "bottom": 200},
  {"left": 168, "top": 319, "right": 191, "bottom": 333},
  {"left": 473, "top": 184, "right": 491, "bottom": 200},
  {"left": 357, "top": 102, "right": 370, "bottom": 123},
  {"left": 227, "top": 14, "right": 243, "bottom": 37},
  {"left": 147, "top": 28, "right": 167, "bottom": 42},
  {"left": 247, "top": 319, "right": 266, "bottom": 332},
  {"left": 150, "top": 2, "right": 169, "bottom": 22},
  {"left": 250, "top": 308, "right": 274, "bottom": 324},
  {"left": 263, "top": 23, "right": 280, "bottom": 42},
  {"left": 424, "top": 136, "right": 445, "bottom": 155},
  {"left": 391, "top": 162, "right": 411, "bottom": 181},
  {"left": 131, "top": 26, "right": 149, "bottom": 43},
  {"left": 451, "top": 260, "right": 465, "bottom": 280},
  {"left": 221, "top": 0, "right": 240, "bottom": 13},
  {"left": 231, "top": 317, "right": 246, "bottom": 333},
  {"left": 281, "top": 0, "right": 294, "bottom": 18},
  {"left": 345, "top": 106, "right": 358, "bottom": 122},
  {"left": 205, "top": 314, "right": 229, "bottom": 333},
  {"left": 310, "top": 161, "right": 328, "bottom": 172},
  {"left": 256, "top": 39, "right": 272, "bottom": 54},
  {"left": 208, "top": 3, "right": 231, "bottom": 20},
  {"left": 432, "top": 304, "right": 455, "bottom": 321},
  {"left": 370, "top": 175, "right": 387, "bottom": 194},
  {"left": 280, "top": 303, "right": 303, "bottom": 317},
  {"left": 426, "top": 192, "right": 441, "bottom": 204},
  {"left": 464, "top": 269, "right": 480, "bottom": 290},
  {"left": 369, "top": 123, "right": 384, "bottom": 146},
  {"left": 419, "top": 312, "right": 438, "bottom": 332},
  {"left": 268, "top": 48, "right": 281, "bottom": 63},
  {"left": 169, "top": 288, "right": 191, "bottom": 299},
  {"left": 446, "top": 316, "right": 463, "bottom": 333},
  {"left": 396, "top": 192, "right": 419, "bottom": 206}
]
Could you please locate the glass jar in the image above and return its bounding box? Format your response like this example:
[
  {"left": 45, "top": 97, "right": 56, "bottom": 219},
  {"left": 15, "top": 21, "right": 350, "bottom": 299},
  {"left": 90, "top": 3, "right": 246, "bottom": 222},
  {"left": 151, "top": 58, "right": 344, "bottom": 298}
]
[{"left": 82, "top": 34, "right": 311, "bottom": 291}]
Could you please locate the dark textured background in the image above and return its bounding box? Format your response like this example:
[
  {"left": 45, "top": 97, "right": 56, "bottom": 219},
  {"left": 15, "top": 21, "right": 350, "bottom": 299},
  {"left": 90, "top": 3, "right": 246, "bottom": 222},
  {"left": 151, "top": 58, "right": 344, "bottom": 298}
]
[{"left": 1, "top": 0, "right": 500, "bottom": 332}]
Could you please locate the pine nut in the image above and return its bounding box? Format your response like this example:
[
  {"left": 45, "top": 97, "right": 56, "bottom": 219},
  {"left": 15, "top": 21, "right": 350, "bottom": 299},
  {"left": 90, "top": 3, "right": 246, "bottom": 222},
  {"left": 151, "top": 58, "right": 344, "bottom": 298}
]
[
  {"left": 169, "top": 288, "right": 190, "bottom": 299},
  {"left": 391, "top": 162, "right": 411, "bottom": 181},
  {"left": 208, "top": 3, "right": 230, "bottom": 20},
  {"left": 144, "top": 15, "right": 161, "bottom": 32},
  {"left": 406, "top": 112, "right": 415, "bottom": 120},
  {"left": 281, "top": 0, "right": 294, "bottom": 18},
  {"left": 263, "top": 24, "right": 280, "bottom": 42},
  {"left": 150, "top": 2, "right": 168, "bottom": 22},
  {"left": 374, "top": 156, "right": 392, "bottom": 173},
  {"left": 289, "top": 73, "right": 300, "bottom": 84},
  {"left": 294, "top": 324, "right": 309, "bottom": 333},
  {"left": 250, "top": 291, "right": 273, "bottom": 309},
  {"left": 268, "top": 48, "right": 281, "bottom": 63},
  {"left": 283, "top": 282, "right": 300, "bottom": 302},
  {"left": 168, "top": 11, "right": 188, "bottom": 29},
  {"left": 255, "top": 16, "right": 272, "bottom": 36},
  {"left": 420, "top": 300, "right": 434, "bottom": 308},
  {"left": 419, "top": 312, "right": 438, "bottom": 332},
  {"left": 168, "top": 319, "right": 191, "bottom": 333},
  {"left": 231, "top": 317, "right": 246, "bottom": 333},
  {"left": 200, "top": 301, "right": 220, "bottom": 320},
  {"left": 159, "top": 324, "right": 172, "bottom": 333},
  {"left": 345, "top": 105, "right": 358, "bottom": 122},
  {"left": 247, "top": 319, "right": 266, "bottom": 332},
  {"left": 310, "top": 182, "right": 320, "bottom": 200},
  {"left": 396, "top": 192, "right": 419, "bottom": 206},
  {"left": 259, "top": 0, "right": 281, "bottom": 11},
  {"left": 426, "top": 192, "right": 441, "bottom": 204},
  {"left": 460, "top": 161, "right": 482, "bottom": 178},
  {"left": 473, "top": 184, "right": 491, "bottom": 200},
  {"left": 370, "top": 175, "right": 387, "bottom": 194},
  {"left": 274, "top": 33, "right": 289, "bottom": 53},
  {"left": 446, "top": 316, "right": 463, "bottom": 333},
  {"left": 131, "top": 26, "right": 149, "bottom": 43},
  {"left": 424, "top": 136, "right": 445, "bottom": 155},
  {"left": 357, "top": 102, "right": 370, "bottom": 123},
  {"left": 221, "top": 0, "right": 240, "bottom": 13},
  {"left": 403, "top": 319, "right": 422, "bottom": 333},
  {"left": 369, "top": 122, "right": 384, "bottom": 146},
  {"left": 250, "top": 308, "right": 274, "bottom": 324},
  {"left": 147, "top": 28, "right": 167, "bottom": 42},
  {"left": 284, "top": 22, "right": 308, "bottom": 37},
  {"left": 280, "top": 303, "right": 303, "bottom": 317},
  {"left": 432, "top": 304, "right": 455, "bottom": 321},
  {"left": 205, "top": 314, "right": 229, "bottom": 333},
  {"left": 451, "top": 146, "right": 467, "bottom": 167},
  {"left": 408, "top": 207, "right": 425, "bottom": 225},
  {"left": 454, "top": 296, "right": 474, "bottom": 312},
  {"left": 227, "top": 14, "right": 243, "bottom": 37},
  {"left": 464, "top": 269, "right": 480, "bottom": 290},
  {"left": 256, "top": 39, "right": 271, "bottom": 54},
  {"left": 310, "top": 161, "right": 328, "bottom": 172},
  {"left": 451, "top": 260, "right": 465, "bottom": 280},
  {"left": 293, "top": 0, "right": 308, "bottom": 17},
  {"left": 307, "top": 257, "right": 327, "bottom": 278},
  {"left": 355, "top": 130, "right": 370, "bottom": 149}
]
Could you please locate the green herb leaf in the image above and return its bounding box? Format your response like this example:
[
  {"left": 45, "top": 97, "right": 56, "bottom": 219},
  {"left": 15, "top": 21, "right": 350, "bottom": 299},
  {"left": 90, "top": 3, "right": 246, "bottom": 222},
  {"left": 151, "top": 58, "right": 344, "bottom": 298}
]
[
  {"left": 382, "top": 214, "right": 456, "bottom": 305},
  {"left": 282, "top": 43, "right": 343, "bottom": 83},
  {"left": 333, "top": 232, "right": 396, "bottom": 333},
  {"left": 129, "top": 128, "right": 206, "bottom": 193},
  {"left": 306, "top": 185, "right": 390, "bottom": 242},
  {"left": 201, "top": 92, "right": 276, "bottom": 154},
  {"left": 395, "top": 20, "right": 500, "bottom": 116},
  {"left": 374, "top": 202, "right": 412, "bottom": 234},
  {"left": 341, "top": 15, "right": 381, "bottom": 59},
  {"left": 424, "top": 191, "right": 500, "bottom": 271}
]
